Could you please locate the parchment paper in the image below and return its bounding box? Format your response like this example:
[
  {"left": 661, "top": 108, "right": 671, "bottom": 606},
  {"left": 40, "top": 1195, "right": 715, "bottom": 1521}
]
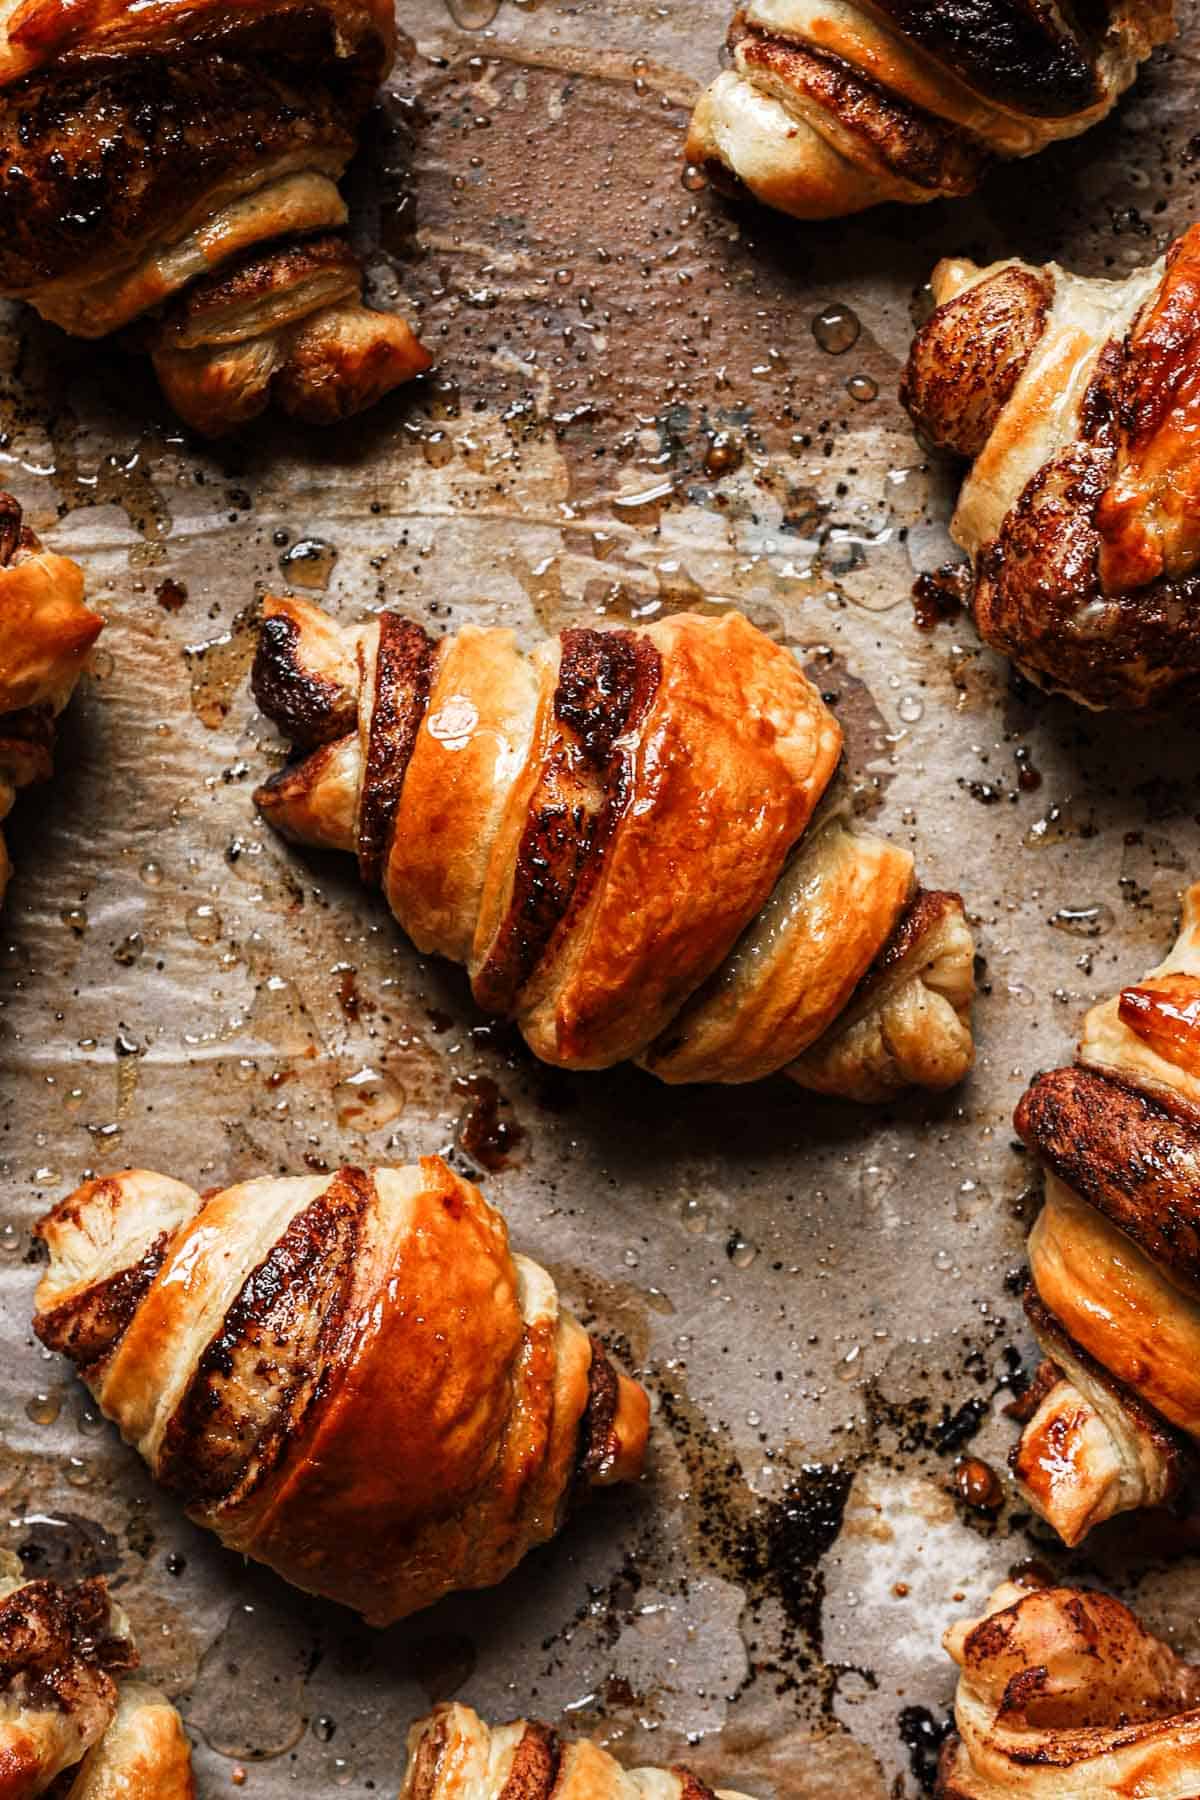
[{"left": 1, "top": 3, "right": 1198, "bottom": 1794}]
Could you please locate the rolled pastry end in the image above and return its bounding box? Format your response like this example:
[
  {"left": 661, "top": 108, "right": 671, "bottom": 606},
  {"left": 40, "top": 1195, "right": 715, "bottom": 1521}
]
[
  {"left": 787, "top": 890, "right": 975, "bottom": 1101},
  {"left": 594, "top": 1371, "right": 650, "bottom": 1488},
  {"left": 151, "top": 236, "right": 431, "bottom": 436}
]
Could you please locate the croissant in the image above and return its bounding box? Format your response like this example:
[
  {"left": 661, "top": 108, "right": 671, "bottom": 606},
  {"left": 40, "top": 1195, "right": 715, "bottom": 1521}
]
[
  {"left": 937, "top": 1575, "right": 1200, "bottom": 1798},
  {"left": 0, "top": 0, "right": 430, "bottom": 434},
  {"left": 0, "top": 1551, "right": 194, "bottom": 1797},
  {"left": 0, "top": 493, "right": 102, "bottom": 907},
  {"left": 903, "top": 226, "right": 1200, "bottom": 711},
  {"left": 401, "top": 1702, "right": 754, "bottom": 1800},
  {"left": 684, "top": 0, "right": 1171, "bottom": 221},
  {"left": 249, "top": 596, "right": 976, "bottom": 1099},
  {"left": 1007, "top": 878, "right": 1200, "bottom": 1545},
  {"left": 32, "top": 1157, "right": 650, "bottom": 1626}
]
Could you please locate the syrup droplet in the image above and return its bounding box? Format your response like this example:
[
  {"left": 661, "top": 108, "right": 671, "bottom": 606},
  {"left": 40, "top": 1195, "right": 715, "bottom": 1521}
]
[
  {"left": 186, "top": 903, "right": 222, "bottom": 945},
  {"left": 813, "top": 304, "right": 861, "bottom": 355},
  {"left": 846, "top": 374, "right": 878, "bottom": 402}
]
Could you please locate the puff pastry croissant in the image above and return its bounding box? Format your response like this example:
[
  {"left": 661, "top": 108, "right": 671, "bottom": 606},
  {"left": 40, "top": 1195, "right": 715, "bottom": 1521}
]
[
  {"left": 250, "top": 597, "right": 976, "bottom": 1099},
  {"left": 0, "top": 1551, "right": 194, "bottom": 1797},
  {"left": 937, "top": 1575, "right": 1200, "bottom": 1798},
  {"left": 32, "top": 1158, "right": 650, "bottom": 1626},
  {"left": 685, "top": 0, "right": 1171, "bottom": 221},
  {"left": 401, "top": 1703, "right": 754, "bottom": 1800},
  {"left": 0, "top": 0, "right": 430, "bottom": 434},
  {"left": 1007, "top": 879, "right": 1200, "bottom": 1545},
  {"left": 903, "top": 227, "right": 1200, "bottom": 710},
  {"left": 0, "top": 493, "right": 102, "bottom": 907}
]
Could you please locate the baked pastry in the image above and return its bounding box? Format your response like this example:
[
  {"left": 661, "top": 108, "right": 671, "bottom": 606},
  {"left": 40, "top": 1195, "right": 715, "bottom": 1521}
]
[
  {"left": 0, "top": 492, "right": 102, "bottom": 907},
  {"left": 401, "top": 1702, "right": 754, "bottom": 1799},
  {"left": 32, "top": 1158, "right": 650, "bottom": 1626},
  {"left": 0, "top": 1550, "right": 194, "bottom": 1797},
  {"left": 937, "top": 1574, "right": 1200, "bottom": 1797},
  {"left": 1008, "top": 879, "right": 1200, "bottom": 1543},
  {"left": 250, "top": 596, "right": 976, "bottom": 1098},
  {"left": 0, "top": 0, "right": 430, "bottom": 434},
  {"left": 903, "top": 228, "right": 1200, "bottom": 711},
  {"left": 684, "top": 0, "right": 1171, "bottom": 221}
]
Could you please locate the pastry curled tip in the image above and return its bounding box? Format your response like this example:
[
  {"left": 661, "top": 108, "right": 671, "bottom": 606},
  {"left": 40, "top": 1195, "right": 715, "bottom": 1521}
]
[
  {"left": 401, "top": 1701, "right": 756, "bottom": 1799},
  {"left": 152, "top": 238, "right": 432, "bottom": 437},
  {"left": 937, "top": 1576, "right": 1200, "bottom": 1798}
]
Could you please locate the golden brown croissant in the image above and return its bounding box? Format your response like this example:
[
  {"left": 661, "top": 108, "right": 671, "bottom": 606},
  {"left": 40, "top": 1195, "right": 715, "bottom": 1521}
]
[
  {"left": 1007, "top": 879, "right": 1200, "bottom": 1545},
  {"left": 0, "top": 492, "right": 102, "bottom": 907},
  {"left": 0, "top": 0, "right": 430, "bottom": 434},
  {"left": 250, "top": 596, "right": 976, "bottom": 1099},
  {"left": 401, "top": 1703, "right": 754, "bottom": 1800},
  {"left": 32, "top": 1158, "right": 650, "bottom": 1626},
  {"left": 937, "top": 1575, "right": 1200, "bottom": 1798},
  {"left": 685, "top": 0, "right": 1171, "bottom": 221},
  {"left": 0, "top": 1551, "right": 194, "bottom": 1798},
  {"left": 903, "top": 227, "right": 1200, "bottom": 711}
]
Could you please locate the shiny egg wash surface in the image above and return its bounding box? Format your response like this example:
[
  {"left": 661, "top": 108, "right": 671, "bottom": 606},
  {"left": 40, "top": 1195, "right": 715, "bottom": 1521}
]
[{"left": 0, "top": 1, "right": 1199, "bottom": 1795}]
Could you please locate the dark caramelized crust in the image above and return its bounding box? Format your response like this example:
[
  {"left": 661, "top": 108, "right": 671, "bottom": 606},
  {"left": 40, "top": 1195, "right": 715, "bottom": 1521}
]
[
  {"left": 672, "top": 1775, "right": 719, "bottom": 1800},
  {"left": 156, "top": 1168, "right": 371, "bottom": 1510},
  {"left": 572, "top": 1337, "right": 621, "bottom": 1492},
  {"left": 902, "top": 265, "right": 1054, "bottom": 457},
  {"left": 868, "top": 0, "right": 1104, "bottom": 116},
  {"left": 868, "top": 887, "right": 963, "bottom": 981},
  {"left": 33, "top": 1232, "right": 170, "bottom": 1374},
  {"left": 736, "top": 25, "right": 990, "bottom": 195},
  {"left": 497, "top": 1723, "right": 561, "bottom": 1800},
  {"left": 358, "top": 616, "right": 436, "bottom": 887},
  {"left": 154, "top": 232, "right": 360, "bottom": 350},
  {"left": 252, "top": 612, "right": 358, "bottom": 749},
  {"left": 1016, "top": 1065, "right": 1200, "bottom": 1289},
  {"left": 473, "top": 629, "right": 662, "bottom": 1015},
  {"left": 0, "top": 1578, "right": 135, "bottom": 1707},
  {"left": 0, "top": 54, "right": 354, "bottom": 291}
]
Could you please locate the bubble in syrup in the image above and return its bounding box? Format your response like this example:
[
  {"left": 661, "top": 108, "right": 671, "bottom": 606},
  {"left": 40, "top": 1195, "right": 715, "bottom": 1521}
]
[
  {"left": 113, "top": 933, "right": 144, "bottom": 967},
  {"left": 61, "top": 906, "right": 88, "bottom": 935},
  {"left": 727, "top": 1231, "right": 758, "bottom": 1268},
  {"left": 1049, "top": 903, "right": 1114, "bottom": 939},
  {"left": 846, "top": 374, "right": 878, "bottom": 402},
  {"left": 679, "top": 1195, "right": 709, "bottom": 1235},
  {"left": 422, "top": 431, "right": 455, "bottom": 469},
  {"left": 445, "top": 0, "right": 501, "bottom": 24},
  {"left": 897, "top": 694, "right": 924, "bottom": 723},
  {"left": 313, "top": 1718, "right": 336, "bottom": 1744},
  {"left": 25, "top": 1391, "right": 61, "bottom": 1426},
  {"left": 0, "top": 1223, "right": 21, "bottom": 1256},
  {"left": 681, "top": 163, "right": 708, "bottom": 192},
  {"left": 186, "top": 903, "right": 222, "bottom": 945},
  {"left": 140, "top": 860, "right": 164, "bottom": 886},
  {"left": 813, "top": 304, "right": 861, "bottom": 355}
]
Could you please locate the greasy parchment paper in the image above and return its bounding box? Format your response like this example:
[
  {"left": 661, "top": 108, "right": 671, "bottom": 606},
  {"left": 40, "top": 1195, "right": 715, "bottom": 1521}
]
[{"left": 1, "top": 3, "right": 1200, "bottom": 1794}]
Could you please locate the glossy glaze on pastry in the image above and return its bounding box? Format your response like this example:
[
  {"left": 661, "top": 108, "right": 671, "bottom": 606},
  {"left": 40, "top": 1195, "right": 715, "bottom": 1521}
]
[
  {"left": 32, "top": 1158, "right": 649, "bottom": 1625},
  {"left": 1008, "top": 880, "right": 1200, "bottom": 1543},
  {"left": 904, "top": 229, "right": 1200, "bottom": 710},
  {"left": 685, "top": 0, "right": 1170, "bottom": 221},
  {"left": 0, "top": 0, "right": 430, "bottom": 433},
  {"left": 251, "top": 597, "right": 976, "bottom": 1099}
]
